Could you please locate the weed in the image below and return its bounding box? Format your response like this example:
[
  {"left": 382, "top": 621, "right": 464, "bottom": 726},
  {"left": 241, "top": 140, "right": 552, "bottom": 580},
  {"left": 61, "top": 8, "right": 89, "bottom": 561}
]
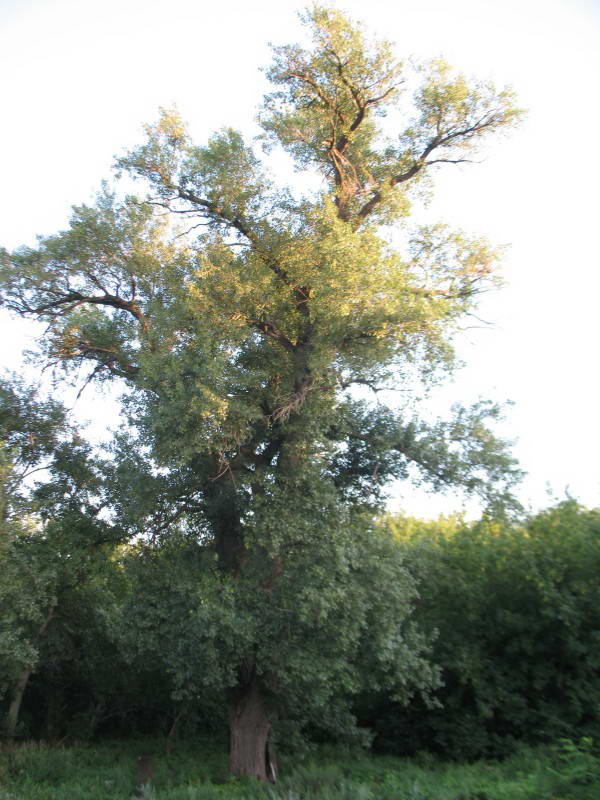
[{"left": 0, "top": 738, "right": 599, "bottom": 799}]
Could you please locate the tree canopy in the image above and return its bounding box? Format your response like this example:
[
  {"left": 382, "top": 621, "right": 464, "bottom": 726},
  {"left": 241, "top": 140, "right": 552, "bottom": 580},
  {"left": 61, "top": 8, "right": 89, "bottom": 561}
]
[{"left": 0, "top": 4, "right": 523, "bottom": 780}]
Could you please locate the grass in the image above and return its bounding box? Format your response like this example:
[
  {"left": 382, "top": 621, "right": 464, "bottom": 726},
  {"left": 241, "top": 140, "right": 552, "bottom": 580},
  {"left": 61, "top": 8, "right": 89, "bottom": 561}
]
[{"left": 0, "top": 737, "right": 599, "bottom": 799}]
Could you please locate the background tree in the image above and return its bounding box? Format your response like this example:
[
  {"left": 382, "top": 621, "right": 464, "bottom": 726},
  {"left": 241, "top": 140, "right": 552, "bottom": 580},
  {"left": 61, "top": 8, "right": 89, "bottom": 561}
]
[
  {"left": 375, "top": 503, "right": 600, "bottom": 760},
  {"left": 0, "top": 377, "right": 116, "bottom": 738},
  {"left": 0, "top": 5, "right": 522, "bottom": 779}
]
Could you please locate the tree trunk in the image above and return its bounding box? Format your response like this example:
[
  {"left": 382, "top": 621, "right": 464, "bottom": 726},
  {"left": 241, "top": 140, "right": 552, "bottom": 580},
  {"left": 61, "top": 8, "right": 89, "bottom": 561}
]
[
  {"left": 229, "top": 678, "right": 277, "bottom": 782},
  {"left": 5, "top": 603, "right": 55, "bottom": 739},
  {"left": 5, "top": 666, "right": 33, "bottom": 738}
]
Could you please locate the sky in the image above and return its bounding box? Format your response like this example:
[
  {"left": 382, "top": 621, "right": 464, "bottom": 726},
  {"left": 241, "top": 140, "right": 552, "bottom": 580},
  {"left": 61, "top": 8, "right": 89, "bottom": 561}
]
[{"left": 1, "top": 0, "right": 599, "bottom": 517}]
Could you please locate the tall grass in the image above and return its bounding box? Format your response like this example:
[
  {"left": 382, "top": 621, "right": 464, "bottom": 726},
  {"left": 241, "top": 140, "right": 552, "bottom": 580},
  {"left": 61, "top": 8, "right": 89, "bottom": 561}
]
[{"left": 0, "top": 737, "right": 598, "bottom": 799}]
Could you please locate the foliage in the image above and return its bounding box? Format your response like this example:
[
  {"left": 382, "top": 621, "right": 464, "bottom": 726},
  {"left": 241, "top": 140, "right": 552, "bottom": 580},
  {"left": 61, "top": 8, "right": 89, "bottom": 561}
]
[
  {"left": 0, "top": 4, "right": 523, "bottom": 774},
  {"left": 0, "top": 378, "right": 70, "bottom": 712},
  {"left": 118, "top": 509, "right": 438, "bottom": 743},
  {"left": 7, "top": 499, "right": 599, "bottom": 761},
  {"left": 0, "top": 376, "right": 119, "bottom": 737},
  {"left": 1, "top": 739, "right": 600, "bottom": 799},
  {"left": 367, "top": 503, "right": 600, "bottom": 760}
]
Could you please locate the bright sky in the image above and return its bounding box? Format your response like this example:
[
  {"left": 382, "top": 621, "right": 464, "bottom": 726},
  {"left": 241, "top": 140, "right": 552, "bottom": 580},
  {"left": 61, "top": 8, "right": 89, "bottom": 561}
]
[{"left": 1, "top": 0, "right": 599, "bottom": 517}]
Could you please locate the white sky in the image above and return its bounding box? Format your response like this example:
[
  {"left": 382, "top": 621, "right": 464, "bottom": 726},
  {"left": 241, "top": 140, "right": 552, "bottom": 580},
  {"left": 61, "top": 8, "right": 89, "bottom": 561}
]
[{"left": 1, "top": 0, "right": 599, "bottom": 517}]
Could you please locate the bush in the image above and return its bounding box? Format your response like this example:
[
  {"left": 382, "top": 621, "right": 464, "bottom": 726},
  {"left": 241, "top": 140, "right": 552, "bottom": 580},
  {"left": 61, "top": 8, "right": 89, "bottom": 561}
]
[{"left": 365, "top": 503, "right": 600, "bottom": 760}]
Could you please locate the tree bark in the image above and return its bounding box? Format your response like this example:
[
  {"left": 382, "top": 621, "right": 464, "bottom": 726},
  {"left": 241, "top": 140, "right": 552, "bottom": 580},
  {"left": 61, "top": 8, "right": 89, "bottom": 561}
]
[
  {"left": 229, "top": 677, "right": 276, "bottom": 782},
  {"left": 5, "top": 666, "right": 33, "bottom": 738},
  {"left": 5, "top": 603, "right": 55, "bottom": 739},
  {"left": 207, "top": 477, "right": 280, "bottom": 781}
]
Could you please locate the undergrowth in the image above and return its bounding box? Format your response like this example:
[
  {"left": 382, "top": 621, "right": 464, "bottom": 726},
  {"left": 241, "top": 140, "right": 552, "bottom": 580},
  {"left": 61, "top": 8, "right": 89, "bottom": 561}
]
[{"left": 0, "top": 737, "right": 599, "bottom": 799}]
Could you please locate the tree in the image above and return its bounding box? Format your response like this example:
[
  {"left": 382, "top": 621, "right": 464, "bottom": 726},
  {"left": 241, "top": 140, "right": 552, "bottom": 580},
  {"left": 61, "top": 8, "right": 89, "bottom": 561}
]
[
  {"left": 378, "top": 504, "right": 600, "bottom": 759},
  {"left": 0, "top": 5, "right": 522, "bottom": 778},
  {"left": 0, "top": 377, "right": 71, "bottom": 737},
  {"left": 0, "top": 377, "right": 115, "bottom": 738}
]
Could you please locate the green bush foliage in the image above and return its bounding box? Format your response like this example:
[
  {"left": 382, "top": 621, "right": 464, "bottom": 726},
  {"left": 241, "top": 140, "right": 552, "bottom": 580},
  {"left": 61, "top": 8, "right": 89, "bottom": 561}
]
[
  {"left": 368, "top": 502, "right": 600, "bottom": 759},
  {"left": 4, "top": 499, "right": 600, "bottom": 762}
]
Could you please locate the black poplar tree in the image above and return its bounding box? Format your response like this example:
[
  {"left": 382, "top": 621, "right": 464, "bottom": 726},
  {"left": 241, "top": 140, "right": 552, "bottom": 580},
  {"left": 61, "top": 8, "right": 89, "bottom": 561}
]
[{"left": 0, "top": 6, "right": 522, "bottom": 779}]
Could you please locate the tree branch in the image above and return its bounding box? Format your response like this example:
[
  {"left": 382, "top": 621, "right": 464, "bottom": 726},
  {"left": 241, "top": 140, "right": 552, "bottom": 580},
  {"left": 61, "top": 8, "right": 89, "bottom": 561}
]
[
  {"left": 20, "top": 290, "right": 147, "bottom": 327},
  {"left": 252, "top": 319, "right": 297, "bottom": 353}
]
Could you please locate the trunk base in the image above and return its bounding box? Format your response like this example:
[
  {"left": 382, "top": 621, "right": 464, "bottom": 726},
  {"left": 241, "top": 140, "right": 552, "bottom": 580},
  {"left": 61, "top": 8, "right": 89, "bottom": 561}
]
[
  {"left": 5, "top": 667, "right": 33, "bottom": 738},
  {"left": 229, "top": 679, "right": 276, "bottom": 782}
]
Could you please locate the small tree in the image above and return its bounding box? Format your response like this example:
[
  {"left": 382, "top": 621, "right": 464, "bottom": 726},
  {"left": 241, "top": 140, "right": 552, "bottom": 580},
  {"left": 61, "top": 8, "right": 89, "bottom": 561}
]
[
  {"left": 0, "top": 6, "right": 522, "bottom": 778},
  {"left": 0, "top": 377, "right": 114, "bottom": 738}
]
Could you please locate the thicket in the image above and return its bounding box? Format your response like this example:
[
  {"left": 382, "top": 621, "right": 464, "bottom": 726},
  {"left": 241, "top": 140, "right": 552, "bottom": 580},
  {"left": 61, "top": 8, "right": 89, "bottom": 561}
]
[
  {"left": 362, "top": 502, "right": 600, "bottom": 760},
  {"left": 3, "top": 496, "right": 600, "bottom": 763}
]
